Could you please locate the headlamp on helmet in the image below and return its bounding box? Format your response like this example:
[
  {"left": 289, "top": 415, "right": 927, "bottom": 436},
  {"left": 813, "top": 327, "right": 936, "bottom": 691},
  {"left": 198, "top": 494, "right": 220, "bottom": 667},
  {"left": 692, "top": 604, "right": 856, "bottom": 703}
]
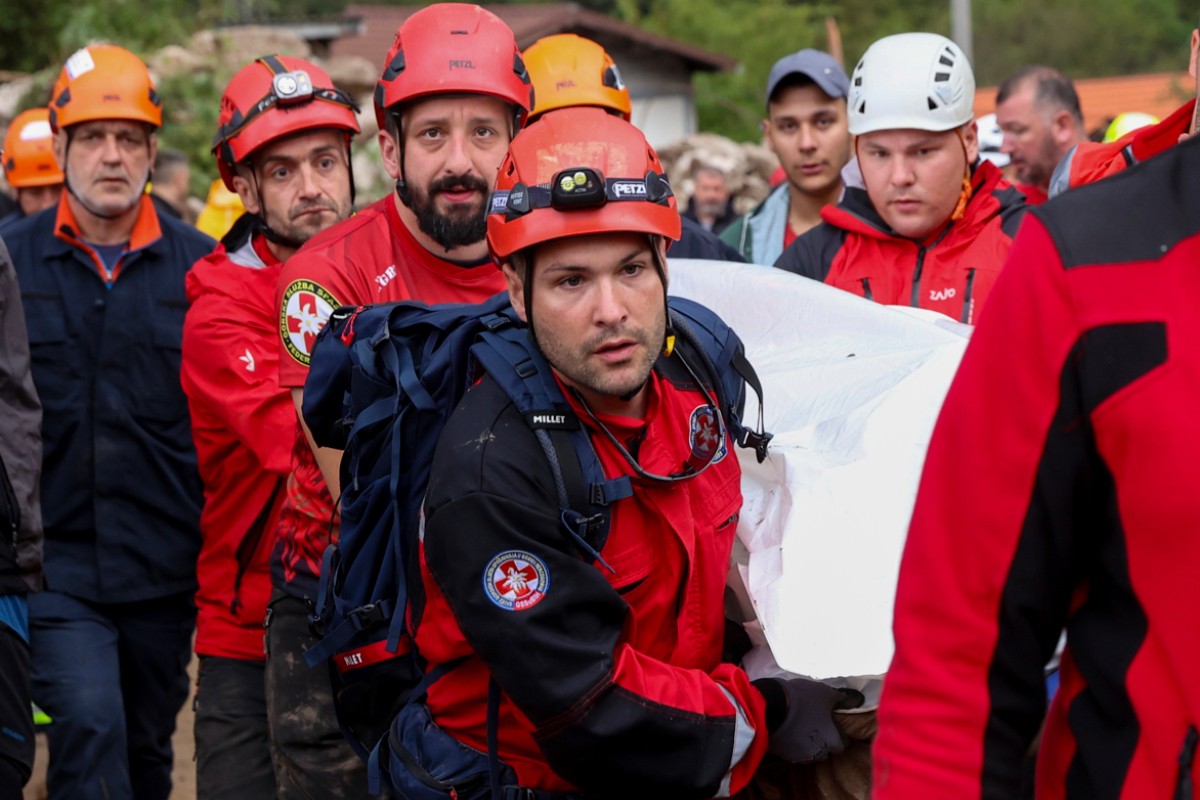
[{"left": 272, "top": 71, "right": 314, "bottom": 106}]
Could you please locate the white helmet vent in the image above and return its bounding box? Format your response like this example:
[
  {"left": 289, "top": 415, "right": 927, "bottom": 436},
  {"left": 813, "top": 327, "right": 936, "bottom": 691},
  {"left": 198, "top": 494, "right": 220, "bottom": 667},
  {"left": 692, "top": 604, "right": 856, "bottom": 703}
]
[{"left": 847, "top": 33, "right": 974, "bottom": 135}]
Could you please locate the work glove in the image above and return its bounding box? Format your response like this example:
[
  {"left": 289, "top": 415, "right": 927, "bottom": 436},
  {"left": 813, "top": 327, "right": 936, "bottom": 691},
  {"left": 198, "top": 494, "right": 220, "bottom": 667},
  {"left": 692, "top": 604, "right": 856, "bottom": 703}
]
[{"left": 754, "top": 677, "right": 864, "bottom": 763}]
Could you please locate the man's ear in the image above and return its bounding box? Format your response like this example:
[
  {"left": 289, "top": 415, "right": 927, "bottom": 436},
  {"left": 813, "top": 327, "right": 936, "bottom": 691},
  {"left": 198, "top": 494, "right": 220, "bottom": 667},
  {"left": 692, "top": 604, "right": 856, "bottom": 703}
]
[
  {"left": 1050, "top": 109, "right": 1077, "bottom": 147},
  {"left": 961, "top": 120, "right": 979, "bottom": 165},
  {"left": 501, "top": 261, "right": 527, "bottom": 322},
  {"left": 378, "top": 129, "right": 401, "bottom": 181},
  {"left": 52, "top": 130, "right": 68, "bottom": 171},
  {"left": 230, "top": 172, "right": 260, "bottom": 216}
]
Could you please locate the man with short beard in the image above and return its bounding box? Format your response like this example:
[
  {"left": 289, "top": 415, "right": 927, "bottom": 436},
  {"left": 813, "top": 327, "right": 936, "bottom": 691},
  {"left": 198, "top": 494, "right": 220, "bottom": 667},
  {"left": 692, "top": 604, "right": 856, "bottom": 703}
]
[
  {"left": 182, "top": 55, "right": 360, "bottom": 800},
  {"left": 4, "top": 44, "right": 214, "bottom": 800},
  {"left": 271, "top": 7, "right": 530, "bottom": 787}
]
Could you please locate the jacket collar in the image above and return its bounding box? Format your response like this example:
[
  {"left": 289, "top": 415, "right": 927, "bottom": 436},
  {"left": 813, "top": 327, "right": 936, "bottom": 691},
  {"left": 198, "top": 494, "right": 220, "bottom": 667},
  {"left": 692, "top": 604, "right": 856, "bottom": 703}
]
[
  {"left": 50, "top": 193, "right": 164, "bottom": 257},
  {"left": 821, "top": 160, "right": 1009, "bottom": 246}
]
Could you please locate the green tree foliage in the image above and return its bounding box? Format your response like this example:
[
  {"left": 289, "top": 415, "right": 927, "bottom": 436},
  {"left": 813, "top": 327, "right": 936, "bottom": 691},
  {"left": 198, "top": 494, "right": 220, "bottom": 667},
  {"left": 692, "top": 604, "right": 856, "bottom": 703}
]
[
  {"left": 971, "top": 0, "right": 1192, "bottom": 86},
  {"left": 631, "top": 0, "right": 825, "bottom": 141}
]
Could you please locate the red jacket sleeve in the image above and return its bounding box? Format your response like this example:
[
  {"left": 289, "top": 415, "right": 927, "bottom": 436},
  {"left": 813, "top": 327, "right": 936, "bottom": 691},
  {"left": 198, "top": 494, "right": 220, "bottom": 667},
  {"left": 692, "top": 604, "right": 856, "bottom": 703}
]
[
  {"left": 182, "top": 286, "right": 295, "bottom": 475},
  {"left": 873, "top": 215, "right": 1082, "bottom": 798}
]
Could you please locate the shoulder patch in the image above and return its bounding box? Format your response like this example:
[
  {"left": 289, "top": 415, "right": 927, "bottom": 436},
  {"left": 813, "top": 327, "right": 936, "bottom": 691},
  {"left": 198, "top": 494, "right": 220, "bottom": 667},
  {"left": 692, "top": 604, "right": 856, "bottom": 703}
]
[
  {"left": 483, "top": 550, "right": 550, "bottom": 612},
  {"left": 689, "top": 404, "right": 728, "bottom": 464},
  {"left": 280, "top": 279, "right": 340, "bottom": 365}
]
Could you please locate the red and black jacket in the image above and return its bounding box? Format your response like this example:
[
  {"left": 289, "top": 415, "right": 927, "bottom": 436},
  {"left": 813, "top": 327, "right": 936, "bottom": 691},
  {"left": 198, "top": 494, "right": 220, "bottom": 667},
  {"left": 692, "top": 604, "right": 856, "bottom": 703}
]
[
  {"left": 1063, "top": 99, "right": 1195, "bottom": 191},
  {"left": 874, "top": 132, "right": 1200, "bottom": 799},
  {"left": 414, "top": 369, "right": 767, "bottom": 797},
  {"left": 775, "top": 160, "right": 1027, "bottom": 324}
]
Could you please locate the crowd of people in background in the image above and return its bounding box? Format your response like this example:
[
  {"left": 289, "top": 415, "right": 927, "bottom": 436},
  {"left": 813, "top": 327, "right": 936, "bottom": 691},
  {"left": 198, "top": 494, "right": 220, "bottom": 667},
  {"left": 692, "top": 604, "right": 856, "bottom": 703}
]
[{"left": 0, "top": 4, "right": 1197, "bottom": 800}]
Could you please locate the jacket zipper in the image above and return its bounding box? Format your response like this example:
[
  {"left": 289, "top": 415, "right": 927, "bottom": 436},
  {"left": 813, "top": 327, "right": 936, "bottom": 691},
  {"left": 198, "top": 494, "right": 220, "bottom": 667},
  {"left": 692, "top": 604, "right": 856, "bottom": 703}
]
[
  {"left": 911, "top": 225, "right": 954, "bottom": 309},
  {"left": 960, "top": 268, "right": 977, "bottom": 324},
  {"left": 910, "top": 245, "right": 927, "bottom": 308},
  {"left": 230, "top": 478, "right": 285, "bottom": 615},
  {"left": 860, "top": 277, "right": 873, "bottom": 301},
  {"left": 1175, "top": 725, "right": 1198, "bottom": 800}
]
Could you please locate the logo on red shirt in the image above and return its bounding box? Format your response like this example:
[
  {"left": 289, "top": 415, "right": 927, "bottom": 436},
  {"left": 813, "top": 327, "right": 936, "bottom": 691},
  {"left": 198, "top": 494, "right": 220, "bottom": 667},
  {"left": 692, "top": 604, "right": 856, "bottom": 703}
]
[
  {"left": 280, "top": 279, "right": 340, "bottom": 365},
  {"left": 483, "top": 550, "right": 550, "bottom": 612}
]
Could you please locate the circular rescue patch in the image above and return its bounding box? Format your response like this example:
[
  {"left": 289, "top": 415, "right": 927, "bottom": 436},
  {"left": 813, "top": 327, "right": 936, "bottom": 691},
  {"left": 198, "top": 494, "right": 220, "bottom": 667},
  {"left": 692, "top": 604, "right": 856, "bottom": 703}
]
[
  {"left": 483, "top": 551, "right": 549, "bottom": 612},
  {"left": 280, "top": 279, "right": 339, "bottom": 365},
  {"left": 689, "top": 404, "right": 728, "bottom": 464}
]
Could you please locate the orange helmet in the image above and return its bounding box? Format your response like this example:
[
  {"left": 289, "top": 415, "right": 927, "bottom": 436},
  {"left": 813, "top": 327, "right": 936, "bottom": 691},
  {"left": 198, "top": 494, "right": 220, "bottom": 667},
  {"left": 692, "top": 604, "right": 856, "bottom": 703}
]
[
  {"left": 212, "top": 55, "right": 361, "bottom": 190},
  {"left": 49, "top": 45, "right": 162, "bottom": 132},
  {"left": 487, "top": 107, "right": 680, "bottom": 262},
  {"left": 373, "top": 3, "right": 532, "bottom": 131},
  {"left": 3, "top": 109, "right": 64, "bottom": 188},
  {"left": 524, "top": 34, "right": 632, "bottom": 121}
]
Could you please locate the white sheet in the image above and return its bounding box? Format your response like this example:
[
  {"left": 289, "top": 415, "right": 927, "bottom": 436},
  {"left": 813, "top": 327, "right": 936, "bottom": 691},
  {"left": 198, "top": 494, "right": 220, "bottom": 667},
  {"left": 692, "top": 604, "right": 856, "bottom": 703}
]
[{"left": 668, "top": 259, "right": 969, "bottom": 679}]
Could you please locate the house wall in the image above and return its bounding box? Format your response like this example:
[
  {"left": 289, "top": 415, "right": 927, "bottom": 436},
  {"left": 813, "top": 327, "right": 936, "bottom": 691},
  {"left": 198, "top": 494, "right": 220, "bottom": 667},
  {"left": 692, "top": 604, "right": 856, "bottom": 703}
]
[{"left": 602, "top": 38, "right": 699, "bottom": 148}]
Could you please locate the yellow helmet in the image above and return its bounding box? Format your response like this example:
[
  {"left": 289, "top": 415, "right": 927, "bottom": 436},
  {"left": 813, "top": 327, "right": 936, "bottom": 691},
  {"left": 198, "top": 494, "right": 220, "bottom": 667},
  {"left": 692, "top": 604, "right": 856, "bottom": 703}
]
[
  {"left": 1102, "top": 112, "right": 1159, "bottom": 144},
  {"left": 523, "top": 34, "right": 631, "bottom": 122},
  {"left": 194, "top": 179, "right": 246, "bottom": 241}
]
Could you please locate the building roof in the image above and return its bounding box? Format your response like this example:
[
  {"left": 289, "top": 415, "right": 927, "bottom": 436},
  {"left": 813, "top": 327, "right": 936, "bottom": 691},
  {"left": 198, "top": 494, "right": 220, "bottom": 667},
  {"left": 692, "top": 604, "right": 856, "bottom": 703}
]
[
  {"left": 976, "top": 71, "right": 1195, "bottom": 134},
  {"left": 333, "top": 3, "right": 736, "bottom": 73}
]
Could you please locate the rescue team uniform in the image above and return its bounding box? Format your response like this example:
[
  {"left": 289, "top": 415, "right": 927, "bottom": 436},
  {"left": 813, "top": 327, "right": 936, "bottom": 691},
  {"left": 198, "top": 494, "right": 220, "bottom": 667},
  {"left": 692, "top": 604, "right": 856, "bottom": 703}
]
[
  {"left": 1052, "top": 99, "right": 1195, "bottom": 195},
  {"left": 774, "top": 161, "right": 1027, "bottom": 324},
  {"left": 268, "top": 192, "right": 507, "bottom": 798},
  {"left": 274, "top": 194, "right": 507, "bottom": 599},
  {"left": 412, "top": 369, "right": 768, "bottom": 797},
  {"left": 7, "top": 194, "right": 212, "bottom": 800},
  {"left": 181, "top": 215, "right": 294, "bottom": 798},
  {"left": 874, "top": 135, "right": 1200, "bottom": 798}
]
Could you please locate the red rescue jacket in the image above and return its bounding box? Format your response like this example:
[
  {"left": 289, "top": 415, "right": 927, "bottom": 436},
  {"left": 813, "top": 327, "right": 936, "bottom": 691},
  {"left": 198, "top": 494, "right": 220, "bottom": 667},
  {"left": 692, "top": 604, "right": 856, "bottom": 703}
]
[
  {"left": 775, "top": 161, "right": 1027, "bottom": 324},
  {"left": 874, "top": 135, "right": 1200, "bottom": 800},
  {"left": 415, "top": 369, "right": 767, "bottom": 796},
  {"left": 1063, "top": 99, "right": 1195, "bottom": 190},
  {"left": 182, "top": 217, "right": 294, "bottom": 661}
]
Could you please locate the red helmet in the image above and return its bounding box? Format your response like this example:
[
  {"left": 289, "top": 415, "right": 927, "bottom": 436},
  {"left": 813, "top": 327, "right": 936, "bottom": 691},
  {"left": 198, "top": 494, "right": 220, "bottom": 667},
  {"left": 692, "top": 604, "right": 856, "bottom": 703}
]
[
  {"left": 49, "top": 45, "right": 162, "bottom": 133},
  {"left": 373, "top": 3, "right": 532, "bottom": 132},
  {"left": 487, "top": 107, "right": 680, "bottom": 261},
  {"left": 3, "top": 108, "right": 64, "bottom": 188},
  {"left": 212, "top": 55, "right": 360, "bottom": 190}
]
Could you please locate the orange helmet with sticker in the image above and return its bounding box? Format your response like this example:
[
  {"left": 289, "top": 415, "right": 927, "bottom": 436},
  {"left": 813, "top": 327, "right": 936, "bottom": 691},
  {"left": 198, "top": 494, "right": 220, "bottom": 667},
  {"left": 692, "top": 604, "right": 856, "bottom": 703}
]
[
  {"left": 49, "top": 45, "right": 162, "bottom": 132},
  {"left": 3, "top": 108, "right": 64, "bottom": 187},
  {"left": 487, "top": 107, "right": 680, "bottom": 261},
  {"left": 212, "top": 55, "right": 361, "bottom": 191},
  {"left": 523, "top": 34, "right": 632, "bottom": 122}
]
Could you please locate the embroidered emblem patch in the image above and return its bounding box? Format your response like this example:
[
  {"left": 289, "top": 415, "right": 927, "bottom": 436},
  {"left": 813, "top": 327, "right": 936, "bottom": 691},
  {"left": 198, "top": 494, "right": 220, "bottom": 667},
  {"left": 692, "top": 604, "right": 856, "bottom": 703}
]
[
  {"left": 280, "top": 279, "right": 339, "bottom": 365},
  {"left": 483, "top": 551, "right": 549, "bottom": 612},
  {"left": 689, "top": 405, "right": 727, "bottom": 464}
]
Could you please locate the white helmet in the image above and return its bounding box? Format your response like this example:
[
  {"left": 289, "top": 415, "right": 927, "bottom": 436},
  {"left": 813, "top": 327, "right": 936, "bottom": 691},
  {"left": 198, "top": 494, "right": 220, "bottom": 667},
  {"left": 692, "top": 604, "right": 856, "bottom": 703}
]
[{"left": 848, "top": 33, "right": 975, "bottom": 136}]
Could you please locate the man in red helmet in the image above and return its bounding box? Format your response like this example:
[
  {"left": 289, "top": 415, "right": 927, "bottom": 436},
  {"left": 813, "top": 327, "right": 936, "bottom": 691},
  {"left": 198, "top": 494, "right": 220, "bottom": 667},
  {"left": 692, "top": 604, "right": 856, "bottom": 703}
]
[
  {"left": 383, "top": 106, "right": 858, "bottom": 800},
  {"left": 271, "top": 2, "right": 531, "bottom": 792},
  {"left": 6, "top": 44, "right": 214, "bottom": 800},
  {"left": 181, "top": 55, "right": 360, "bottom": 800}
]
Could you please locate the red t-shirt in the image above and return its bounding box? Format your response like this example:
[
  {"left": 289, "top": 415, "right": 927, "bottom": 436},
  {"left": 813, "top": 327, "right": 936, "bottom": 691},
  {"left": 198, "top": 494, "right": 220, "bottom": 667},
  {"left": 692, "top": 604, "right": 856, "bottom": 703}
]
[{"left": 272, "top": 194, "right": 508, "bottom": 596}]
